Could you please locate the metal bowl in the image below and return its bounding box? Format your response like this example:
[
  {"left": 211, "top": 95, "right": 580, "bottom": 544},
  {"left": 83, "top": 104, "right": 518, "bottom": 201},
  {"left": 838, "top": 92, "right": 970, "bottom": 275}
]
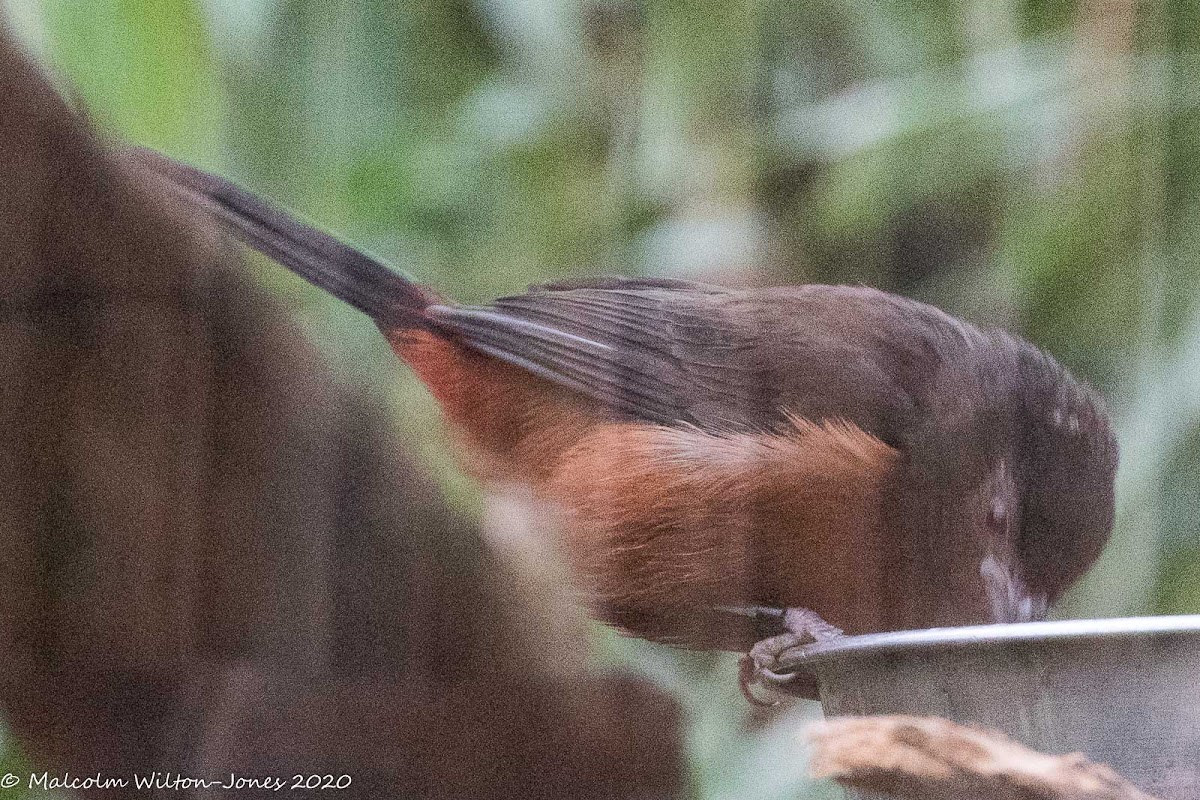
[{"left": 787, "top": 615, "right": 1200, "bottom": 800}]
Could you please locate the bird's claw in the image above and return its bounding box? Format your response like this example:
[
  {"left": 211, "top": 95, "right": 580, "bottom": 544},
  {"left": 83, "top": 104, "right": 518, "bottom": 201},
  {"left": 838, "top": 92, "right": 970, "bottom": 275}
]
[{"left": 738, "top": 608, "right": 843, "bottom": 705}]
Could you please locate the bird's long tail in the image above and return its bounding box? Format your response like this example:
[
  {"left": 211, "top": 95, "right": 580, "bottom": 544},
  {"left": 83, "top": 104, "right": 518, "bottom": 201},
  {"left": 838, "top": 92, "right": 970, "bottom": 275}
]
[{"left": 130, "top": 147, "right": 433, "bottom": 331}]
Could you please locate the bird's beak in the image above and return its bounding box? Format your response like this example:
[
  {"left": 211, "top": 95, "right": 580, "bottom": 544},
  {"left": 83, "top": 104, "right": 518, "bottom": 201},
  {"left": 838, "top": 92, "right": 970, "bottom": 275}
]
[{"left": 980, "top": 553, "right": 1048, "bottom": 623}]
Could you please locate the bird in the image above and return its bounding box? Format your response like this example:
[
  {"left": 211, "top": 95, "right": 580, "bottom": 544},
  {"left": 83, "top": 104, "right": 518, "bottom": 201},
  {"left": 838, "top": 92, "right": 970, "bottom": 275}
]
[{"left": 133, "top": 148, "right": 1119, "bottom": 701}]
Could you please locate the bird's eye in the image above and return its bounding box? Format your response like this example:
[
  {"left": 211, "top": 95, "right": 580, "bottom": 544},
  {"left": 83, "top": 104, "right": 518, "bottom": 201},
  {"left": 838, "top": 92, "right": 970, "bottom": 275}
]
[{"left": 987, "top": 497, "right": 1008, "bottom": 527}]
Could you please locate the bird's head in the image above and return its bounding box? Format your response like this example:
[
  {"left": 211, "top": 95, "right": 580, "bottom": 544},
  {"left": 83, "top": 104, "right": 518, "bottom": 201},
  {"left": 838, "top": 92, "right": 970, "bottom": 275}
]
[{"left": 976, "top": 346, "right": 1119, "bottom": 622}]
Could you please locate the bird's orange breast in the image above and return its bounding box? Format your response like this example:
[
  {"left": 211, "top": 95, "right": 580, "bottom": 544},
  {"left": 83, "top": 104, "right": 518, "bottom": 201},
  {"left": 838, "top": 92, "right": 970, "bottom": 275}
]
[
  {"left": 388, "top": 328, "right": 611, "bottom": 484},
  {"left": 387, "top": 327, "right": 903, "bottom": 650},
  {"left": 546, "top": 419, "right": 900, "bottom": 647}
]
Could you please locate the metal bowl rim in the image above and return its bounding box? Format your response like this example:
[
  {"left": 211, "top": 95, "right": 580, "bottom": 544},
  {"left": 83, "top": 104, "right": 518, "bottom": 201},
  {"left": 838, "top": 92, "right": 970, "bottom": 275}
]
[{"left": 786, "top": 614, "right": 1200, "bottom": 670}]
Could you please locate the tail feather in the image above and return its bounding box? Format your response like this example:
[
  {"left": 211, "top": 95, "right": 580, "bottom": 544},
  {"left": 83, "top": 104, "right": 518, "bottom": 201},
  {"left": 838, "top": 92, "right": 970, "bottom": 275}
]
[{"left": 131, "top": 147, "right": 431, "bottom": 330}]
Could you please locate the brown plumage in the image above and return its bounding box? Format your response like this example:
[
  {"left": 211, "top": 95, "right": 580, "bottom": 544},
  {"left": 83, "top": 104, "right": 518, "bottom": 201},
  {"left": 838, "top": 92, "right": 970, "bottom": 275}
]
[{"left": 132, "top": 149, "right": 1119, "bottom": 658}]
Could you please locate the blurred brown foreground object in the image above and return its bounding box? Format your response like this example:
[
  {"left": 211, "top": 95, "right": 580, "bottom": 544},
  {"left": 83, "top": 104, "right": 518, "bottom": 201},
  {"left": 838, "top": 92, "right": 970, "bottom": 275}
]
[
  {"left": 806, "top": 716, "right": 1159, "bottom": 800},
  {"left": 0, "top": 25, "right": 682, "bottom": 800}
]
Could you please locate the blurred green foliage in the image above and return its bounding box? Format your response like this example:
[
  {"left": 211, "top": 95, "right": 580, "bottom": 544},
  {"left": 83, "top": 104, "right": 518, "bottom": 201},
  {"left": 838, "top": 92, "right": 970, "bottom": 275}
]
[{"left": 5, "top": 0, "right": 1200, "bottom": 797}]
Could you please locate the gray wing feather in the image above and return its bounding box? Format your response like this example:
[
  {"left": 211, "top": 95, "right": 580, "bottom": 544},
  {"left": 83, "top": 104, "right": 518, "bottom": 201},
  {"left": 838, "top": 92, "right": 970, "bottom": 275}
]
[
  {"left": 427, "top": 280, "right": 966, "bottom": 436},
  {"left": 427, "top": 282, "right": 771, "bottom": 427}
]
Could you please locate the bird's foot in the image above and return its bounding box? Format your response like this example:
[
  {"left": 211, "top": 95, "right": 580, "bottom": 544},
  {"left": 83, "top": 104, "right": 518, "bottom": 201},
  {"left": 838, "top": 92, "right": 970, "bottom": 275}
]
[{"left": 738, "top": 607, "right": 844, "bottom": 706}]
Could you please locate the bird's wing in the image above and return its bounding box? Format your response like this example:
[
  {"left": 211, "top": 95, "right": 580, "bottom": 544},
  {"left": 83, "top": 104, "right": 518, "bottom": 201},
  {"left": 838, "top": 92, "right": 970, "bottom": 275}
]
[
  {"left": 130, "top": 151, "right": 934, "bottom": 435},
  {"left": 428, "top": 280, "right": 780, "bottom": 428}
]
